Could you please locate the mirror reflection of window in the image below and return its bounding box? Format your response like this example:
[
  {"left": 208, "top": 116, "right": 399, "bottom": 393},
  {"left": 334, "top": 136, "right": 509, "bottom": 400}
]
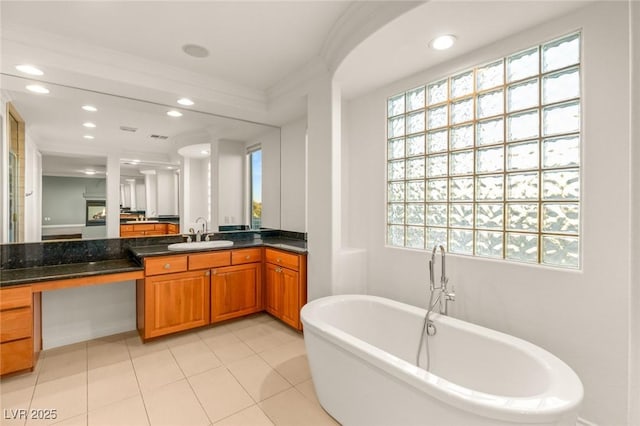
[{"left": 248, "top": 146, "right": 262, "bottom": 229}]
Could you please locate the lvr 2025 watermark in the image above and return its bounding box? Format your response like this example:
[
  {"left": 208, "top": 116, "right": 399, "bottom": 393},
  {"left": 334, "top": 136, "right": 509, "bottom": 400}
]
[{"left": 3, "top": 409, "right": 58, "bottom": 420}]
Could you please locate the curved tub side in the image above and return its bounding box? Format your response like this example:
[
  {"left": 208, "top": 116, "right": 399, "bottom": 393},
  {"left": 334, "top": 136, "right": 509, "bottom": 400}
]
[
  {"left": 301, "top": 295, "right": 583, "bottom": 426},
  {"left": 304, "top": 324, "right": 517, "bottom": 426}
]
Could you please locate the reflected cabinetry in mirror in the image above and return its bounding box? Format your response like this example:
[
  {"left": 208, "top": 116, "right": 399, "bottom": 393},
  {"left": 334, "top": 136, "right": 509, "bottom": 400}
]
[{"left": 120, "top": 222, "right": 179, "bottom": 237}]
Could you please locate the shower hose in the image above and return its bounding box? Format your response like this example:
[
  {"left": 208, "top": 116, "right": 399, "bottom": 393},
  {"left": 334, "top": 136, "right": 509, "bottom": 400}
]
[{"left": 416, "top": 288, "right": 441, "bottom": 371}]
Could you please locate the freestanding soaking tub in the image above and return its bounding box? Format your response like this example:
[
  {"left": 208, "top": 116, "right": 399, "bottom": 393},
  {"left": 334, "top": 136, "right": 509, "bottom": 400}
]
[{"left": 301, "top": 295, "right": 583, "bottom": 426}]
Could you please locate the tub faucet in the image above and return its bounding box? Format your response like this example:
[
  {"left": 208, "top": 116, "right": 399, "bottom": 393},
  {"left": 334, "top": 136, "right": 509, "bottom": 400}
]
[{"left": 429, "top": 245, "right": 454, "bottom": 315}]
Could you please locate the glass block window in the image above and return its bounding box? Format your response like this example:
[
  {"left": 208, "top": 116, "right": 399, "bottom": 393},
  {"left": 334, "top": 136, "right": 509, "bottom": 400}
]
[{"left": 386, "top": 32, "right": 581, "bottom": 268}]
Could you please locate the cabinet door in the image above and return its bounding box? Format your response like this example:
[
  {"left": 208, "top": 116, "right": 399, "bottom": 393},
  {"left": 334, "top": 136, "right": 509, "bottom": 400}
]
[
  {"left": 279, "top": 267, "right": 301, "bottom": 329},
  {"left": 0, "top": 339, "right": 33, "bottom": 375},
  {"left": 211, "top": 263, "right": 262, "bottom": 322},
  {"left": 264, "top": 263, "right": 282, "bottom": 317},
  {"left": 144, "top": 270, "right": 210, "bottom": 339}
]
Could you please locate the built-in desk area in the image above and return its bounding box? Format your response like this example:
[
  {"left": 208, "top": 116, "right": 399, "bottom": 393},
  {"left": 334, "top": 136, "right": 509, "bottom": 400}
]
[{"left": 0, "top": 230, "right": 307, "bottom": 376}]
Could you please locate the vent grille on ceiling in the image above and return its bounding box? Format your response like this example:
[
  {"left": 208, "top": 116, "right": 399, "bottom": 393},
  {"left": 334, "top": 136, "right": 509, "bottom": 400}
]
[
  {"left": 120, "top": 126, "right": 138, "bottom": 132},
  {"left": 150, "top": 134, "right": 169, "bottom": 140}
]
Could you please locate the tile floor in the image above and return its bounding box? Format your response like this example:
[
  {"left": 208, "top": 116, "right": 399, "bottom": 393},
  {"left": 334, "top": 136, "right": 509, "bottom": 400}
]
[{"left": 0, "top": 313, "right": 339, "bottom": 426}]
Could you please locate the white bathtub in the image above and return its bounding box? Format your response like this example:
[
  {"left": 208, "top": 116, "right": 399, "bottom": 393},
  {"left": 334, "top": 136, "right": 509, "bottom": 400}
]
[{"left": 301, "top": 295, "right": 583, "bottom": 426}]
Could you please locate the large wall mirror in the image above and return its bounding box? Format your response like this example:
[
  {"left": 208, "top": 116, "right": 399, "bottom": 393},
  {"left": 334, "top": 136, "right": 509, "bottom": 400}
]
[{"left": 1, "top": 73, "right": 281, "bottom": 243}]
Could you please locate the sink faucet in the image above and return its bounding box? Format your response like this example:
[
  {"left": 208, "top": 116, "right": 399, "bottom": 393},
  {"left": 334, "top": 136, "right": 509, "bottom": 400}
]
[{"left": 195, "top": 217, "right": 207, "bottom": 233}]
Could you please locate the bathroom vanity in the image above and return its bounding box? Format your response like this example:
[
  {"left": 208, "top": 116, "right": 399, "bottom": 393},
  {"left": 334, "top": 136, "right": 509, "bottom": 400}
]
[{"left": 0, "top": 232, "right": 307, "bottom": 376}]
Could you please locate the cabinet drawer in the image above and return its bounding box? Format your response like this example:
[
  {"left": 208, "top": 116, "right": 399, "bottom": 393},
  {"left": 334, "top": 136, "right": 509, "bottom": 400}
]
[
  {"left": 135, "top": 224, "right": 156, "bottom": 231},
  {"left": 0, "top": 286, "right": 32, "bottom": 310},
  {"left": 120, "top": 225, "right": 134, "bottom": 232},
  {"left": 0, "top": 307, "right": 32, "bottom": 342},
  {"left": 154, "top": 224, "right": 168, "bottom": 231},
  {"left": 232, "top": 248, "right": 262, "bottom": 265},
  {"left": 0, "top": 338, "right": 33, "bottom": 375},
  {"left": 145, "top": 256, "right": 188, "bottom": 276},
  {"left": 189, "top": 251, "right": 230, "bottom": 270},
  {"left": 265, "top": 249, "right": 299, "bottom": 271}
]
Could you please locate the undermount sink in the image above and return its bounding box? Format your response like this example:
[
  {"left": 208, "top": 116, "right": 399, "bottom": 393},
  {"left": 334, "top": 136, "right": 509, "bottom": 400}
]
[{"left": 167, "top": 240, "right": 234, "bottom": 251}]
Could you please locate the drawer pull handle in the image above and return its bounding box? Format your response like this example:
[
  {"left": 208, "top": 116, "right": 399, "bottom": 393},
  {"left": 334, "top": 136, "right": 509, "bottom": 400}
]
[
  {"left": 275, "top": 267, "right": 282, "bottom": 273},
  {"left": 245, "top": 255, "right": 251, "bottom": 260},
  {"left": 164, "top": 263, "right": 171, "bottom": 269},
  {"left": 277, "top": 258, "right": 282, "bottom": 263}
]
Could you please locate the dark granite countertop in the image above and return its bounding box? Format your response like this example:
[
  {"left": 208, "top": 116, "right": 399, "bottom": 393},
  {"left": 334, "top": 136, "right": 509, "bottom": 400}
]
[
  {"left": 1, "top": 258, "right": 143, "bottom": 287},
  {"left": 0, "top": 230, "right": 306, "bottom": 288},
  {"left": 130, "top": 237, "right": 307, "bottom": 258}
]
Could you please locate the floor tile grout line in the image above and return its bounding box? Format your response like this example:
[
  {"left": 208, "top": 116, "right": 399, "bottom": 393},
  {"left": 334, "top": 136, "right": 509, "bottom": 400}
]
[
  {"left": 183, "top": 368, "right": 233, "bottom": 426},
  {"left": 126, "top": 335, "right": 154, "bottom": 426}
]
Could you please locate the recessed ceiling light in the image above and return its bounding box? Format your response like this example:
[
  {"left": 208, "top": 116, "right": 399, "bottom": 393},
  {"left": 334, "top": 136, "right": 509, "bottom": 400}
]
[
  {"left": 182, "top": 44, "right": 209, "bottom": 58},
  {"left": 201, "top": 150, "right": 209, "bottom": 155},
  {"left": 83, "top": 135, "right": 95, "bottom": 140},
  {"left": 26, "top": 84, "right": 49, "bottom": 94},
  {"left": 429, "top": 34, "right": 457, "bottom": 50},
  {"left": 82, "top": 105, "right": 98, "bottom": 112},
  {"left": 84, "top": 170, "right": 96, "bottom": 175},
  {"left": 16, "top": 64, "right": 44, "bottom": 76},
  {"left": 167, "top": 110, "right": 183, "bottom": 117},
  {"left": 83, "top": 122, "right": 96, "bottom": 128},
  {"left": 177, "top": 98, "right": 194, "bottom": 106}
]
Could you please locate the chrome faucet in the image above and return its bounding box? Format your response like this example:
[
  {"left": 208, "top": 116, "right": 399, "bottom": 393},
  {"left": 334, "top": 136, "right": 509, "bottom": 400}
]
[
  {"left": 195, "top": 217, "right": 207, "bottom": 233},
  {"left": 429, "top": 245, "right": 455, "bottom": 315},
  {"left": 195, "top": 217, "right": 208, "bottom": 241}
]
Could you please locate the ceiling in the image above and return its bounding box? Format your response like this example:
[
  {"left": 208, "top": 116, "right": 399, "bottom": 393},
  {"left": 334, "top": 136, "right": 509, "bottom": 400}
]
[
  {"left": 1, "top": 1, "right": 352, "bottom": 93},
  {"left": 0, "top": 1, "right": 594, "bottom": 176}
]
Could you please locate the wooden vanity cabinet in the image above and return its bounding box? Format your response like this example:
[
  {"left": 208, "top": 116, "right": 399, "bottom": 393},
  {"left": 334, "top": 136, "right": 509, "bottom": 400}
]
[
  {"left": 264, "top": 248, "right": 307, "bottom": 330},
  {"left": 0, "top": 286, "right": 35, "bottom": 375},
  {"left": 138, "top": 254, "right": 213, "bottom": 340},
  {"left": 137, "top": 246, "right": 306, "bottom": 340},
  {"left": 211, "top": 248, "right": 263, "bottom": 323}
]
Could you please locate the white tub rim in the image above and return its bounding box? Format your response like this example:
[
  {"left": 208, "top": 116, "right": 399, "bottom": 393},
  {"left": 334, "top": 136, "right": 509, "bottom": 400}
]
[{"left": 301, "top": 294, "right": 584, "bottom": 424}]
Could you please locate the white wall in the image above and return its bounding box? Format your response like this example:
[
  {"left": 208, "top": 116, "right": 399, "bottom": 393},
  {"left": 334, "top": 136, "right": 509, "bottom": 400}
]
[
  {"left": 280, "top": 117, "right": 307, "bottom": 232},
  {"left": 135, "top": 181, "right": 146, "bottom": 211},
  {"left": 218, "top": 140, "right": 244, "bottom": 226},
  {"left": 41, "top": 281, "right": 136, "bottom": 349},
  {"left": 184, "top": 157, "right": 209, "bottom": 231},
  {"left": 24, "top": 132, "right": 41, "bottom": 242},
  {"left": 143, "top": 172, "right": 157, "bottom": 217},
  {"left": 629, "top": 1, "right": 640, "bottom": 424},
  {"left": 156, "top": 169, "right": 178, "bottom": 216},
  {"left": 255, "top": 127, "right": 281, "bottom": 229},
  {"left": 343, "top": 3, "right": 632, "bottom": 425}
]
